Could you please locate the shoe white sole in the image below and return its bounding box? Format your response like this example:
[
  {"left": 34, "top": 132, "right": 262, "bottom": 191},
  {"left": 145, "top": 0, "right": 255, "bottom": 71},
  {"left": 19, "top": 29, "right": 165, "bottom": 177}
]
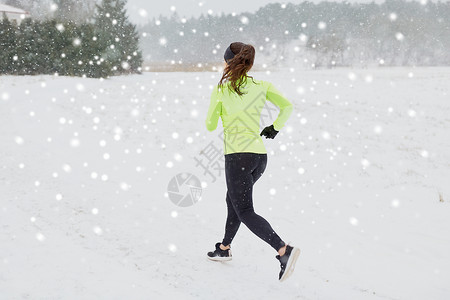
[
  {"left": 207, "top": 249, "right": 232, "bottom": 261},
  {"left": 280, "top": 247, "right": 301, "bottom": 282},
  {"left": 207, "top": 256, "right": 232, "bottom": 261}
]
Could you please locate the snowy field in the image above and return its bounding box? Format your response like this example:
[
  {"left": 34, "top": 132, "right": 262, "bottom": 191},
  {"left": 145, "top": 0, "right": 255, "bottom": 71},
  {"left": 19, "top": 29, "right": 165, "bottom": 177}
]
[{"left": 1, "top": 67, "right": 450, "bottom": 299}]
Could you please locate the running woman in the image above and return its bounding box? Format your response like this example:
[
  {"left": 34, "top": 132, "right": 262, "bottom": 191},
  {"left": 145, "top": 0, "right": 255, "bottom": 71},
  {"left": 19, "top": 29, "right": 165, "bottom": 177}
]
[{"left": 204, "top": 42, "right": 300, "bottom": 282}]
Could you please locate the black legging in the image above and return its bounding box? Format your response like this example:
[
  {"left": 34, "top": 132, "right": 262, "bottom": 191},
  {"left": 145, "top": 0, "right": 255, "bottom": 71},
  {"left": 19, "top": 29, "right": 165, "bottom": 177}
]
[{"left": 221, "top": 152, "right": 285, "bottom": 252}]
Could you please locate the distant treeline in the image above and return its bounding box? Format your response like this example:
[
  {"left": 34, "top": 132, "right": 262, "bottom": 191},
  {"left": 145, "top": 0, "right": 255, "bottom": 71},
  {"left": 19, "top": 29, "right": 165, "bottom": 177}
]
[
  {"left": 0, "top": 0, "right": 142, "bottom": 77},
  {"left": 139, "top": 0, "right": 450, "bottom": 67}
]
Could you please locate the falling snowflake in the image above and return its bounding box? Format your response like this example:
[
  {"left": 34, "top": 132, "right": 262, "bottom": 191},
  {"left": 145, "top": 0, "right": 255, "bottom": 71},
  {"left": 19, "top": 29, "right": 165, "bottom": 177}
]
[
  {"left": 389, "top": 13, "right": 397, "bottom": 21},
  {"left": 420, "top": 150, "right": 429, "bottom": 158},
  {"left": 14, "top": 136, "right": 24, "bottom": 145},
  {"left": 296, "top": 86, "right": 305, "bottom": 94},
  {"left": 361, "top": 159, "right": 370, "bottom": 168},
  {"left": 373, "top": 125, "right": 383, "bottom": 134},
  {"left": 62, "top": 164, "right": 72, "bottom": 173},
  {"left": 395, "top": 32, "right": 404, "bottom": 41},
  {"left": 36, "top": 232, "right": 46, "bottom": 241},
  {"left": 318, "top": 21, "right": 327, "bottom": 30},
  {"left": 73, "top": 38, "right": 81, "bottom": 46},
  {"left": 391, "top": 199, "right": 400, "bottom": 208},
  {"left": 348, "top": 72, "right": 357, "bottom": 81},
  {"left": 93, "top": 226, "right": 103, "bottom": 235},
  {"left": 159, "top": 37, "right": 167, "bottom": 46},
  {"left": 349, "top": 217, "right": 359, "bottom": 226},
  {"left": 120, "top": 182, "right": 130, "bottom": 191},
  {"left": 139, "top": 9, "right": 147, "bottom": 17}
]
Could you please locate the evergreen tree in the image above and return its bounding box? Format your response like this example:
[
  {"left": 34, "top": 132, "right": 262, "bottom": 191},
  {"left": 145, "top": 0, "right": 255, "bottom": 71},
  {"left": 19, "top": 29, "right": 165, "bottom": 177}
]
[
  {"left": 15, "top": 18, "right": 41, "bottom": 75},
  {"left": 94, "top": 0, "right": 143, "bottom": 75},
  {"left": 0, "top": 15, "right": 17, "bottom": 74}
]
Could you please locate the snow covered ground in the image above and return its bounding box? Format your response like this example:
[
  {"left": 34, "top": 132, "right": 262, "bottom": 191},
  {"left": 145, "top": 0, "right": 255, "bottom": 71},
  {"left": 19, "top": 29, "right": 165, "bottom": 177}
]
[{"left": 1, "top": 67, "right": 449, "bottom": 299}]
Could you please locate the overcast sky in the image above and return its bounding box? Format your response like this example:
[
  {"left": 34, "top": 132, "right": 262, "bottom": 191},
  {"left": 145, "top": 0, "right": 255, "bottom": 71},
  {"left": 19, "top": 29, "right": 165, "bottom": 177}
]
[{"left": 125, "top": 0, "right": 379, "bottom": 25}]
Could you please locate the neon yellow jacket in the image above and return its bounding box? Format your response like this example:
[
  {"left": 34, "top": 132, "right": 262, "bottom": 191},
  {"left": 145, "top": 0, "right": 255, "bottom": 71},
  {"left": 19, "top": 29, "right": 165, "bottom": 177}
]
[{"left": 205, "top": 76, "right": 293, "bottom": 155}]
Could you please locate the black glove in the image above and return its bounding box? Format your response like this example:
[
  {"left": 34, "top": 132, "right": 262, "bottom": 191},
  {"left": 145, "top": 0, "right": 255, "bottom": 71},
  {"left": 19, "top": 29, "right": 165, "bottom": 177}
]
[{"left": 260, "top": 124, "right": 279, "bottom": 139}]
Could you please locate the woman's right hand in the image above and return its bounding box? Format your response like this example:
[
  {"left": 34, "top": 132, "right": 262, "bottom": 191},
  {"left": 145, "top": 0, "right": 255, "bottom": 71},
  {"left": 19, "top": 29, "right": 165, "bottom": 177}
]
[{"left": 260, "top": 124, "right": 279, "bottom": 139}]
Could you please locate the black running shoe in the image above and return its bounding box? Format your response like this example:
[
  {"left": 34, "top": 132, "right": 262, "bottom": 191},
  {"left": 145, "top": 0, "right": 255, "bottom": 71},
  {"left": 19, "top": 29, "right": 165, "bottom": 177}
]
[
  {"left": 207, "top": 242, "right": 232, "bottom": 261},
  {"left": 276, "top": 244, "right": 301, "bottom": 281}
]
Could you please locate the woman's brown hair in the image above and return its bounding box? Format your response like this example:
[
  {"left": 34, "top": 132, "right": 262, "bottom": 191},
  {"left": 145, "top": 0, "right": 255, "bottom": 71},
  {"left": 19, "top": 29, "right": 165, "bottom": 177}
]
[{"left": 218, "top": 42, "right": 257, "bottom": 96}]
